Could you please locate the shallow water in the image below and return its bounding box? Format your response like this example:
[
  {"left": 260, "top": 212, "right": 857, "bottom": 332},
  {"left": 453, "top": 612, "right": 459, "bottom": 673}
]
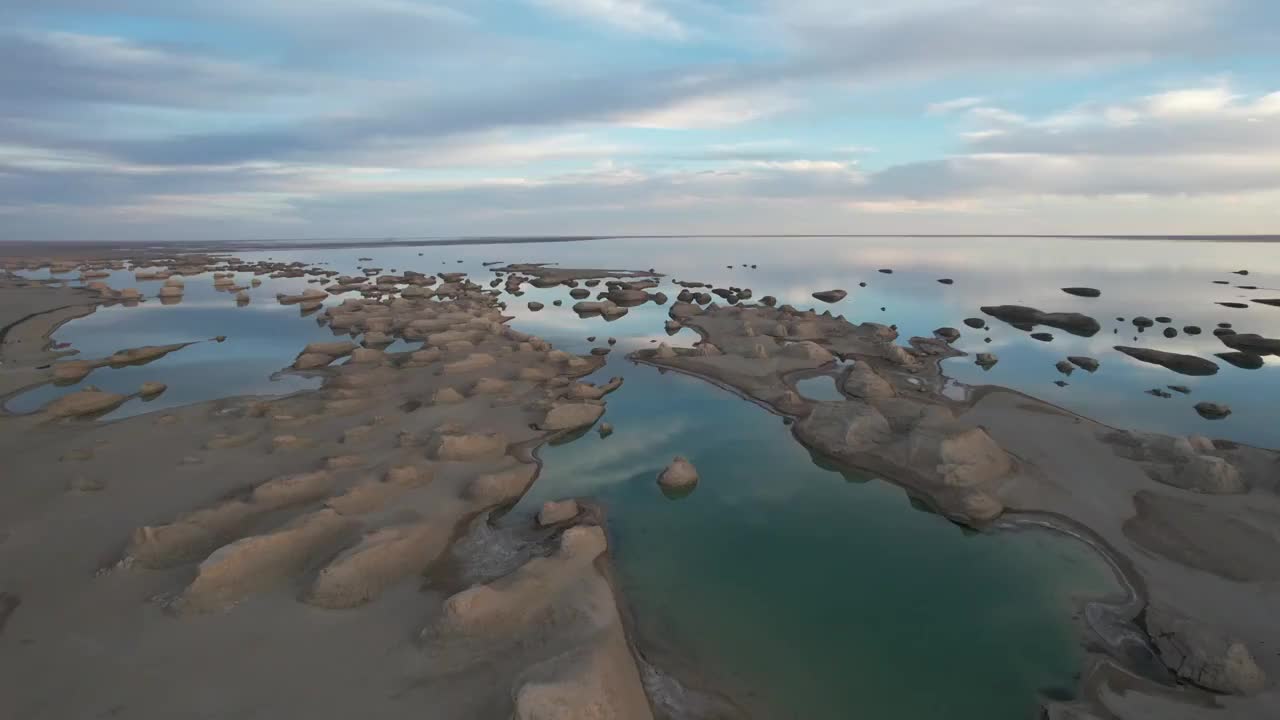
[
  {"left": 510, "top": 359, "right": 1119, "bottom": 719},
  {"left": 11, "top": 235, "right": 1279, "bottom": 717},
  {"left": 192, "top": 235, "right": 1280, "bottom": 445}
]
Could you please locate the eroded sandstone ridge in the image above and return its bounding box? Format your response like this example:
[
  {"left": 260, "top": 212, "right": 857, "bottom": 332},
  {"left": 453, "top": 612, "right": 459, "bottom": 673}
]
[{"left": 0, "top": 257, "right": 660, "bottom": 720}]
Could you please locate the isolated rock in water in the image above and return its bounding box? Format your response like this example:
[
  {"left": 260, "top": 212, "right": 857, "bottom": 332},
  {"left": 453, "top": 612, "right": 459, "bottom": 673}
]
[
  {"left": 527, "top": 301, "right": 544, "bottom": 311},
  {"left": 1061, "top": 287, "right": 1101, "bottom": 298},
  {"left": 1030, "top": 333, "right": 1054, "bottom": 342},
  {"left": 1253, "top": 298, "right": 1280, "bottom": 307},
  {"left": 1055, "top": 360, "right": 1074, "bottom": 376},
  {"left": 842, "top": 361, "right": 895, "bottom": 400},
  {"left": 980, "top": 305, "right": 1100, "bottom": 336},
  {"left": 1194, "top": 402, "right": 1232, "bottom": 420},
  {"left": 811, "top": 289, "right": 847, "bottom": 303},
  {"left": 1184, "top": 325, "right": 1202, "bottom": 335},
  {"left": 1147, "top": 605, "right": 1266, "bottom": 695},
  {"left": 537, "top": 499, "right": 580, "bottom": 526},
  {"left": 598, "top": 422, "right": 614, "bottom": 438},
  {"left": 963, "top": 317, "right": 986, "bottom": 329},
  {"left": 1133, "top": 317, "right": 1154, "bottom": 329},
  {"left": 1115, "top": 346, "right": 1219, "bottom": 376},
  {"left": 1216, "top": 351, "right": 1265, "bottom": 370},
  {"left": 138, "top": 381, "right": 167, "bottom": 398},
  {"left": 657, "top": 456, "right": 699, "bottom": 491},
  {"left": 540, "top": 403, "right": 605, "bottom": 431},
  {"left": 158, "top": 286, "right": 184, "bottom": 298},
  {"left": 975, "top": 352, "right": 998, "bottom": 370},
  {"left": 43, "top": 389, "right": 128, "bottom": 418},
  {"left": 1068, "top": 356, "right": 1099, "bottom": 372}
]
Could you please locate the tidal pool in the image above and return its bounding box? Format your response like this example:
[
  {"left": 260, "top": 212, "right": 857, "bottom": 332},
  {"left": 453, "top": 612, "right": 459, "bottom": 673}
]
[{"left": 511, "top": 358, "right": 1120, "bottom": 719}]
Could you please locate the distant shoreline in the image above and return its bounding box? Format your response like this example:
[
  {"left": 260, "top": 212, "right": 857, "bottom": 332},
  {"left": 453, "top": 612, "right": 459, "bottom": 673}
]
[{"left": 1, "top": 232, "right": 1278, "bottom": 257}]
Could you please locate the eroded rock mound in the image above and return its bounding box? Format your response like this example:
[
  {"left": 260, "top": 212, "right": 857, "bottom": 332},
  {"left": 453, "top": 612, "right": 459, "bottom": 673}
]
[{"left": 1115, "top": 346, "right": 1218, "bottom": 376}]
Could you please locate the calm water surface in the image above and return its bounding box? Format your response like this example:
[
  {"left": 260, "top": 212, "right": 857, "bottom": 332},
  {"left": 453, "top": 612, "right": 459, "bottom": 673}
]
[{"left": 12, "top": 235, "right": 1280, "bottom": 717}]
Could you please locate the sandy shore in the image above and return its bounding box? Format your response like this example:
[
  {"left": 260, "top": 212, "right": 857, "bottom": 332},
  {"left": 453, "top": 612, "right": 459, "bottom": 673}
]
[{"left": 0, "top": 254, "right": 665, "bottom": 720}]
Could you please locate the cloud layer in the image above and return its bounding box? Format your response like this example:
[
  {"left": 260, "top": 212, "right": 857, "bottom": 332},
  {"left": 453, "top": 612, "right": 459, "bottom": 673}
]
[{"left": 2, "top": 0, "right": 1279, "bottom": 240}]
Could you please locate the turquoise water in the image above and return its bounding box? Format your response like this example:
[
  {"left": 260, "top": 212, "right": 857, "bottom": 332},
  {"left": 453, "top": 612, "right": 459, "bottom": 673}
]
[
  {"left": 511, "top": 359, "right": 1117, "bottom": 719},
  {"left": 11, "top": 235, "right": 1279, "bottom": 717}
]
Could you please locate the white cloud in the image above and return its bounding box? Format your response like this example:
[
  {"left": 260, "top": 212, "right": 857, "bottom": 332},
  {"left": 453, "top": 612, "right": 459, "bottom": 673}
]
[
  {"left": 531, "top": 0, "right": 686, "bottom": 38},
  {"left": 927, "top": 97, "right": 984, "bottom": 115},
  {"left": 616, "top": 91, "right": 795, "bottom": 129}
]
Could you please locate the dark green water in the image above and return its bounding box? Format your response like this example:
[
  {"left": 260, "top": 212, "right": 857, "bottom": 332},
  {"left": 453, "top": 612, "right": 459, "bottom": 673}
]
[{"left": 513, "top": 359, "right": 1118, "bottom": 720}]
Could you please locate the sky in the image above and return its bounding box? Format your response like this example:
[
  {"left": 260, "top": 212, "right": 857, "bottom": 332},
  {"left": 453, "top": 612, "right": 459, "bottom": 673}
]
[{"left": 2, "top": 0, "right": 1279, "bottom": 241}]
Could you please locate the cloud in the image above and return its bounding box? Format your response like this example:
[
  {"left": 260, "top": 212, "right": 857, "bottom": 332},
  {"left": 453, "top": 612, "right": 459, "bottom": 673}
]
[
  {"left": 529, "top": 0, "right": 687, "bottom": 38},
  {"left": 927, "top": 97, "right": 984, "bottom": 115},
  {"left": 0, "top": 30, "right": 310, "bottom": 110},
  {"left": 4, "top": 1, "right": 1280, "bottom": 240}
]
